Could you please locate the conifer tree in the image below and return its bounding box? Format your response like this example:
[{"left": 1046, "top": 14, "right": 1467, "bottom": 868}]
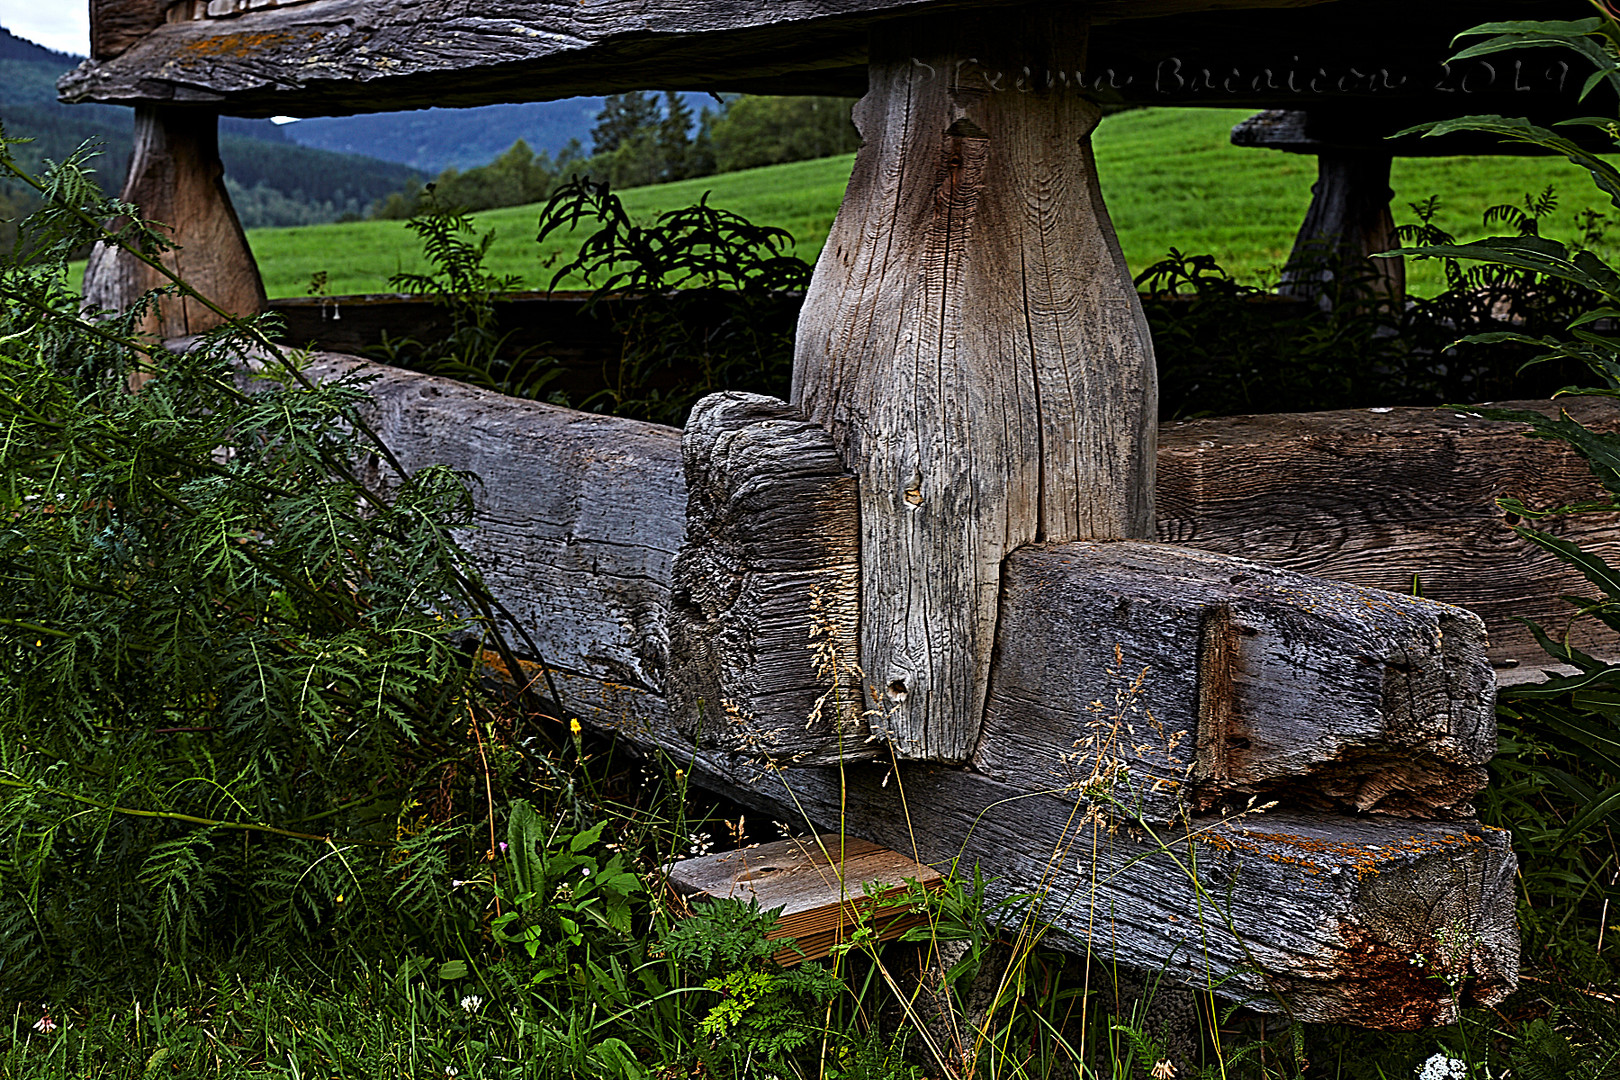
[
  {"left": 590, "top": 91, "right": 661, "bottom": 156},
  {"left": 657, "top": 91, "right": 695, "bottom": 181}
]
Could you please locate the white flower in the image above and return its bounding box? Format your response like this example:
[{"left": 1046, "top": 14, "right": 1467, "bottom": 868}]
[
  {"left": 444, "top": 1068, "right": 458, "bottom": 1078},
  {"left": 459, "top": 994, "right": 483, "bottom": 1014},
  {"left": 33, "top": 1010, "right": 57, "bottom": 1035},
  {"left": 1151, "top": 1060, "right": 1176, "bottom": 1080},
  {"left": 1416, "top": 1053, "right": 1467, "bottom": 1080}
]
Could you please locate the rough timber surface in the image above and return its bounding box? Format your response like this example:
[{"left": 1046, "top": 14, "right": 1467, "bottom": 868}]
[
  {"left": 793, "top": 9, "right": 1157, "bottom": 764},
  {"left": 668, "top": 393, "right": 870, "bottom": 765},
  {"left": 978, "top": 542, "right": 1494, "bottom": 823},
  {"left": 262, "top": 350, "right": 1520, "bottom": 1026},
  {"left": 1157, "top": 399, "right": 1620, "bottom": 669},
  {"left": 64, "top": 0, "right": 1348, "bottom": 114}
]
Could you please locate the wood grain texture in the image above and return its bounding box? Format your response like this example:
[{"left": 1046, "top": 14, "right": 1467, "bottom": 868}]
[
  {"left": 1157, "top": 399, "right": 1620, "bottom": 668},
  {"left": 668, "top": 834, "right": 942, "bottom": 964},
  {"left": 668, "top": 393, "right": 871, "bottom": 765},
  {"left": 794, "top": 7, "right": 1157, "bottom": 763},
  {"left": 679, "top": 750, "right": 1517, "bottom": 1029},
  {"left": 978, "top": 542, "right": 1494, "bottom": 822},
  {"left": 91, "top": 0, "right": 167, "bottom": 59},
  {"left": 264, "top": 352, "right": 1519, "bottom": 1026},
  {"left": 57, "top": 0, "right": 1344, "bottom": 114},
  {"left": 83, "top": 107, "right": 266, "bottom": 338}
]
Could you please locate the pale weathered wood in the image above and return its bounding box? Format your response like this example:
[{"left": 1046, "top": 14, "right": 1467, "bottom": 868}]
[
  {"left": 91, "top": 0, "right": 167, "bottom": 59},
  {"left": 668, "top": 393, "right": 871, "bottom": 765},
  {"left": 1278, "top": 152, "right": 1404, "bottom": 303},
  {"left": 83, "top": 106, "right": 266, "bottom": 338},
  {"left": 978, "top": 541, "right": 1494, "bottom": 822},
  {"left": 794, "top": 7, "right": 1157, "bottom": 763},
  {"left": 1158, "top": 400, "right": 1620, "bottom": 669},
  {"left": 668, "top": 834, "right": 943, "bottom": 964},
  {"left": 677, "top": 748, "right": 1518, "bottom": 1029},
  {"left": 263, "top": 351, "right": 1519, "bottom": 1026}
]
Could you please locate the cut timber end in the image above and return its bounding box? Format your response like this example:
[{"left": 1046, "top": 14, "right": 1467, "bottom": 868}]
[
  {"left": 668, "top": 393, "right": 871, "bottom": 764},
  {"left": 83, "top": 106, "right": 266, "bottom": 337},
  {"left": 976, "top": 542, "right": 1494, "bottom": 822},
  {"left": 667, "top": 834, "right": 943, "bottom": 965},
  {"left": 793, "top": 6, "right": 1157, "bottom": 764},
  {"left": 91, "top": 0, "right": 167, "bottom": 59}
]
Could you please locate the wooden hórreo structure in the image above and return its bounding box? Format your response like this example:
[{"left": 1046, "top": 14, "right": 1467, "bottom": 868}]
[{"left": 60, "top": 0, "right": 1604, "bottom": 1028}]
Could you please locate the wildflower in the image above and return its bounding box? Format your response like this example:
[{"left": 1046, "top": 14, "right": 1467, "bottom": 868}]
[
  {"left": 445, "top": 1067, "right": 459, "bottom": 1078},
  {"left": 1151, "top": 1061, "right": 1176, "bottom": 1080},
  {"left": 460, "top": 994, "right": 483, "bottom": 1014},
  {"left": 1417, "top": 1054, "right": 1467, "bottom": 1080},
  {"left": 570, "top": 718, "right": 582, "bottom": 737},
  {"left": 33, "top": 1005, "right": 57, "bottom": 1035}
]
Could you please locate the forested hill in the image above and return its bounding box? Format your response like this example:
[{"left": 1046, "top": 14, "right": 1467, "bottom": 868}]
[{"left": 0, "top": 27, "right": 423, "bottom": 228}]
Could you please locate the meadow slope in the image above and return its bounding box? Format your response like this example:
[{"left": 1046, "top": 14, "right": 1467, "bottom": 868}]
[{"left": 243, "top": 107, "right": 1617, "bottom": 299}]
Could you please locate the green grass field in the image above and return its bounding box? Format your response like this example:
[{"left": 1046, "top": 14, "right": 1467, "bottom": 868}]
[{"left": 242, "top": 107, "right": 1617, "bottom": 299}]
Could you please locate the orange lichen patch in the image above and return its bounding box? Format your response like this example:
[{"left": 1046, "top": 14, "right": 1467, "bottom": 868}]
[
  {"left": 1204, "top": 826, "right": 1483, "bottom": 881},
  {"left": 182, "top": 28, "right": 324, "bottom": 57}
]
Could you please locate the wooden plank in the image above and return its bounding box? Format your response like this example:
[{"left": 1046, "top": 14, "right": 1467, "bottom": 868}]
[
  {"left": 91, "top": 0, "right": 167, "bottom": 60},
  {"left": 57, "top": 0, "right": 1578, "bottom": 116},
  {"left": 794, "top": 8, "right": 1157, "bottom": 763},
  {"left": 979, "top": 541, "right": 1494, "bottom": 822},
  {"left": 83, "top": 107, "right": 265, "bottom": 339},
  {"left": 668, "top": 834, "right": 943, "bottom": 964},
  {"left": 668, "top": 393, "right": 870, "bottom": 765},
  {"left": 1158, "top": 401, "right": 1620, "bottom": 669}
]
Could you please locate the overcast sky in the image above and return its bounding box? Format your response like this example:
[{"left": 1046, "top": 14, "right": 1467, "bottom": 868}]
[{"left": 1, "top": 5, "right": 90, "bottom": 56}]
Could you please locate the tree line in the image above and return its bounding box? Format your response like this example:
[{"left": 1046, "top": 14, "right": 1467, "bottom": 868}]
[{"left": 371, "top": 92, "right": 860, "bottom": 219}]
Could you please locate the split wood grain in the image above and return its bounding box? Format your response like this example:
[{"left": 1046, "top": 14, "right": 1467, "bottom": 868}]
[
  {"left": 668, "top": 393, "right": 871, "bottom": 765},
  {"left": 83, "top": 107, "right": 265, "bottom": 338},
  {"left": 667, "top": 834, "right": 942, "bottom": 964},
  {"left": 978, "top": 541, "right": 1494, "bottom": 822},
  {"left": 794, "top": 7, "right": 1157, "bottom": 763},
  {"left": 1157, "top": 400, "right": 1620, "bottom": 667}
]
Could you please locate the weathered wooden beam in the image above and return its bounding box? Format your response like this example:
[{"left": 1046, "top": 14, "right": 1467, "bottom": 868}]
[
  {"left": 1157, "top": 401, "right": 1620, "bottom": 672},
  {"left": 668, "top": 393, "right": 871, "bottom": 764},
  {"left": 83, "top": 106, "right": 265, "bottom": 339},
  {"left": 979, "top": 541, "right": 1494, "bottom": 822},
  {"left": 1276, "top": 151, "right": 1404, "bottom": 303},
  {"left": 91, "top": 0, "right": 167, "bottom": 59},
  {"left": 276, "top": 352, "right": 1520, "bottom": 1026},
  {"left": 58, "top": 0, "right": 1587, "bottom": 116},
  {"left": 795, "top": 6, "right": 1158, "bottom": 763}
]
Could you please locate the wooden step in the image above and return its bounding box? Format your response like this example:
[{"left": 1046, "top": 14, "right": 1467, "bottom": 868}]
[{"left": 667, "top": 835, "right": 943, "bottom": 965}]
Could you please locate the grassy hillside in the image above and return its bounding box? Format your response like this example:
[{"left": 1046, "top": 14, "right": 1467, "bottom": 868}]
[{"left": 245, "top": 107, "right": 1619, "bottom": 299}]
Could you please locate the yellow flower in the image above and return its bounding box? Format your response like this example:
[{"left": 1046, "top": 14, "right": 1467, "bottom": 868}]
[{"left": 569, "top": 718, "right": 582, "bottom": 737}]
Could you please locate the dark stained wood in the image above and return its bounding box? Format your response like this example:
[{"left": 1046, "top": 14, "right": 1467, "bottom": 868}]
[
  {"left": 57, "top": 0, "right": 1588, "bottom": 117},
  {"left": 1278, "top": 152, "right": 1405, "bottom": 303},
  {"left": 91, "top": 0, "right": 167, "bottom": 60},
  {"left": 1232, "top": 108, "right": 1620, "bottom": 159},
  {"left": 667, "top": 834, "right": 943, "bottom": 964},
  {"left": 668, "top": 394, "right": 871, "bottom": 765},
  {"left": 795, "top": 7, "right": 1157, "bottom": 763},
  {"left": 83, "top": 107, "right": 265, "bottom": 338},
  {"left": 1158, "top": 400, "right": 1620, "bottom": 669},
  {"left": 978, "top": 542, "right": 1494, "bottom": 823}
]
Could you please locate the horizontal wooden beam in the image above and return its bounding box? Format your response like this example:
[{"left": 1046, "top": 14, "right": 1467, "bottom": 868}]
[
  {"left": 65, "top": 0, "right": 1587, "bottom": 116},
  {"left": 277, "top": 351, "right": 1521, "bottom": 1025}
]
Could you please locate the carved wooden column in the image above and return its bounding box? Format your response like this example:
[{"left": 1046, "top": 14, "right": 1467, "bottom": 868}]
[
  {"left": 83, "top": 106, "right": 267, "bottom": 338},
  {"left": 793, "top": 5, "right": 1157, "bottom": 763},
  {"left": 1280, "top": 151, "right": 1405, "bottom": 303}
]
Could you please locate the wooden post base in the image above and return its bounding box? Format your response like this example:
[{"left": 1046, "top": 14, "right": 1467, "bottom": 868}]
[
  {"left": 793, "top": 4, "right": 1158, "bottom": 763},
  {"left": 1280, "top": 152, "right": 1406, "bottom": 304},
  {"left": 83, "top": 105, "right": 266, "bottom": 339}
]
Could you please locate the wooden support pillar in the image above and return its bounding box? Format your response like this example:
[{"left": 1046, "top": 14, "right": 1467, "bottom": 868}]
[
  {"left": 82, "top": 106, "right": 267, "bottom": 339},
  {"left": 1280, "top": 152, "right": 1406, "bottom": 304},
  {"left": 793, "top": 5, "right": 1157, "bottom": 763}
]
